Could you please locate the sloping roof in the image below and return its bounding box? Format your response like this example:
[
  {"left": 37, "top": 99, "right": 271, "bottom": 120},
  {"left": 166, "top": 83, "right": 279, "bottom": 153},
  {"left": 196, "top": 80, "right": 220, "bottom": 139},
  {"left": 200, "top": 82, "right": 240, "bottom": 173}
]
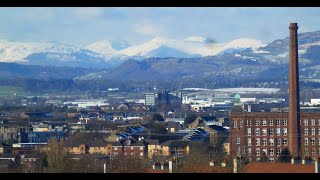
[
  {"left": 127, "top": 141, "right": 145, "bottom": 147},
  {"left": 242, "top": 162, "right": 315, "bottom": 173},
  {"left": 110, "top": 142, "right": 122, "bottom": 146},
  {"left": 87, "top": 140, "right": 108, "bottom": 147},
  {"left": 160, "top": 140, "right": 191, "bottom": 147},
  {"left": 208, "top": 125, "right": 228, "bottom": 132},
  {"left": 144, "top": 139, "right": 159, "bottom": 145}
]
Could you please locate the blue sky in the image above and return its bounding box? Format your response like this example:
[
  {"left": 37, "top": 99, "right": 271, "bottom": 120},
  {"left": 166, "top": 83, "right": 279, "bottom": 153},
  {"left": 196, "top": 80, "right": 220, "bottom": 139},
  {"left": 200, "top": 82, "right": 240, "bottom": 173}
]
[{"left": 0, "top": 7, "right": 320, "bottom": 47}]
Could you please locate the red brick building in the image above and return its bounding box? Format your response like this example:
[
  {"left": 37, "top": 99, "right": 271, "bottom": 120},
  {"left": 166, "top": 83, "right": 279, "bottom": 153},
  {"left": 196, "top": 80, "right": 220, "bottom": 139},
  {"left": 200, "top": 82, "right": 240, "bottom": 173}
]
[
  {"left": 230, "top": 112, "right": 320, "bottom": 162},
  {"left": 123, "top": 139, "right": 145, "bottom": 159}
]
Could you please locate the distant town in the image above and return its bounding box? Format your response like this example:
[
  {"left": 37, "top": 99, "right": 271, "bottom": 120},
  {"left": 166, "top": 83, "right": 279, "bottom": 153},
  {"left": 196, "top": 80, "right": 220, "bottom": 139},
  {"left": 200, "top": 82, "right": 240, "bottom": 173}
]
[{"left": 1, "top": 7, "right": 320, "bottom": 173}]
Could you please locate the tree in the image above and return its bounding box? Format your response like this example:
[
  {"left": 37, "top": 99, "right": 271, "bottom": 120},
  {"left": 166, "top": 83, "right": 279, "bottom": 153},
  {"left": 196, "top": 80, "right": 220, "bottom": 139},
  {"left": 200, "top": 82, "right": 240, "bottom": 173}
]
[
  {"left": 152, "top": 113, "right": 164, "bottom": 122},
  {"left": 184, "top": 114, "right": 198, "bottom": 125},
  {"left": 260, "top": 151, "right": 268, "bottom": 162},
  {"left": 278, "top": 148, "right": 291, "bottom": 163},
  {"left": 43, "top": 137, "right": 72, "bottom": 173}
]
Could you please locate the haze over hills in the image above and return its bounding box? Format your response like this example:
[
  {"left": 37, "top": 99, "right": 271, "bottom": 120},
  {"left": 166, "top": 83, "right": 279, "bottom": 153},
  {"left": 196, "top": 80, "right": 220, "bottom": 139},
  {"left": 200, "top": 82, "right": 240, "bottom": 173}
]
[{"left": 1, "top": 30, "right": 320, "bottom": 81}]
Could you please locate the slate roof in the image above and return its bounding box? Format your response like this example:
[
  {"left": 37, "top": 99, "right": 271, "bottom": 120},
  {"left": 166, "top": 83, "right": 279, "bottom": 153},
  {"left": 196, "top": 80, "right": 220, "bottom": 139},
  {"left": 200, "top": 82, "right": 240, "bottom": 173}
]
[
  {"left": 208, "top": 125, "right": 228, "bottom": 132},
  {"left": 242, "top": 162, "right": 315, "bottom": 173}
]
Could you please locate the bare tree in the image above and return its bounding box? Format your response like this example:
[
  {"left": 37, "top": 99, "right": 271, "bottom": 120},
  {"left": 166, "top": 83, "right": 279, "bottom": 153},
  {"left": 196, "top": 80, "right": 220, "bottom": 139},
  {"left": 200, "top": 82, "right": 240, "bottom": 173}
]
[{"left": 43, "top": 137, "right": 72, "bottom": 173}]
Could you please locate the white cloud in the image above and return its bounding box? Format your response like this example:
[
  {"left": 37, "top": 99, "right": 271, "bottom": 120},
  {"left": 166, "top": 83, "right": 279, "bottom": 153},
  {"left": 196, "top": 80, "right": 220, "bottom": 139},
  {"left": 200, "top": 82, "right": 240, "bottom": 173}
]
[{"left": 134, "top": 23, "right": 164, "bottom": 36}]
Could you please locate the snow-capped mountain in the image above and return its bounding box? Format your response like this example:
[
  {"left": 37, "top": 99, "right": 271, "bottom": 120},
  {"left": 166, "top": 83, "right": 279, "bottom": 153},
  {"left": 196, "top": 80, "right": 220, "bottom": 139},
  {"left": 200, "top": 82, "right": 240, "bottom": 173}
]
[
  {"left": 85, "top": 40, "right": 129, "bottom": 61},
  {"left": 118, "top": 36, "right": 265, "bottom": 58},
  {"left": 0, "top": 40, "right": 113, "bottom": 68}
]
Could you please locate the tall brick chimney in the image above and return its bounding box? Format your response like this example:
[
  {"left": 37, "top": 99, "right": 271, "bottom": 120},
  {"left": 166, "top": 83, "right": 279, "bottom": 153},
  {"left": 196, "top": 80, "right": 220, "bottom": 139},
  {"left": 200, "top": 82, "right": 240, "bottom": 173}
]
[{"left": 288, "top": 23, "right": 301, "bottom": 158}]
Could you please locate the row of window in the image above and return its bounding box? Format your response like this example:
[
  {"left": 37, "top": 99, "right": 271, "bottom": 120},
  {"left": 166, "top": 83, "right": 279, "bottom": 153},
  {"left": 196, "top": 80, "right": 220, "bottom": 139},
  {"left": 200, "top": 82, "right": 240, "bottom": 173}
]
[
  {"left": 304, "top": 138, "right": 320, "bottom": 146},
  {"left": 233, "top": 119, "right": 320, "bottom": 128},
  {"left": 247, "top": 128, "right": 287, "bottom": 136},
  {"left": 303, "top": 119, "right": 320, "bottom": 126},
  {"left": 237, "top": 147, "right": 320, "bottom": 157},
  {"left": 303, "top": 148, "right": 320, "bottom": 156},
  {"left": 303, "top": 128, "right": 320, "bottom": 135},
  {"left": 236, "top": 147, "right": 282, "bottom": 156},
  {"left": 236, "top": 137, "right": 288, "bottom": 146},
  {"left": 124, "top": 152, "right": 144, "bottom": 156},
  {"left": 233, "top": 119, "right": 287, "bottom": 128},
  {"left": 236, "top": 137, "right": 320, "bottom": 146}
]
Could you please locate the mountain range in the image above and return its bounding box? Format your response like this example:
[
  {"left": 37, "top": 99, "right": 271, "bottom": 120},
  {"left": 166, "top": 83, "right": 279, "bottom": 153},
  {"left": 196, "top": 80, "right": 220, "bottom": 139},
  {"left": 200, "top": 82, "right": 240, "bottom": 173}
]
[{"left": 1, "top": 30, "right": 320, "bottom": 81}]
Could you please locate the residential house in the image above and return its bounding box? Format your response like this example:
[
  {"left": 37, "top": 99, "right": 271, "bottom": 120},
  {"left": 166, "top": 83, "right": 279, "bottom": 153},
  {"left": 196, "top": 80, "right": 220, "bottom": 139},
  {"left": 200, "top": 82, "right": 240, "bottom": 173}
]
[
  {"left": 87, "top": 140, "right": 112, "bottom": 155},
  {"left": 160, "top": 140, "right": 191, "bottom": 158},
  {"left": 65, "top": 140, "right": 87, "bottom": 154},
  {"left": 122, "top": 139, "right": 145, "bottom": 159},
  {"left": 145, "top": 139, "right": 161, "bottom": 159},
  {"left": 203, "top": 125, "right": 229, "bottom": 145},
  {"left": 110, "top": 142, "right": 123, "bottom": 157}
]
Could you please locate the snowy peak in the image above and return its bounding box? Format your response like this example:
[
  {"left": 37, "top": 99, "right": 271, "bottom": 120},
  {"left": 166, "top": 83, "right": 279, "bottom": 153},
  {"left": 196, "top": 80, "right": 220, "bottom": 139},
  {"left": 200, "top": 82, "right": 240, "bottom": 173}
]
[
  {"left": 85, "top": 40, "right": 117, "bottom": 55},
  {"left": 223, "top": 38, "right": 266, "bottom": 50},
  {"left": 184, "top": 36, "right": 216, "bottom": 43}
]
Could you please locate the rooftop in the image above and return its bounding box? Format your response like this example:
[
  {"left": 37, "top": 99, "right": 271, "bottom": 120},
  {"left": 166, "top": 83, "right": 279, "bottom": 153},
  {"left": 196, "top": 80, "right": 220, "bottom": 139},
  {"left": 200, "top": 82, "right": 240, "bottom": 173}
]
[{"left": 242, "top": 162, "right": 315, "bottom": 173}]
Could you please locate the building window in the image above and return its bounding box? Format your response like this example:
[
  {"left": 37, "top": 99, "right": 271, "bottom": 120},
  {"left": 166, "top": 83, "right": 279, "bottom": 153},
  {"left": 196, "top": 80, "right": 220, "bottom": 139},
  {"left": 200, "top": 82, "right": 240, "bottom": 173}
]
[
  {"left": 248, "top": 138, "right": 252, "bottom": 146},
  {"left": 269, "top": 120, "right": 273, "bottom": 126},
  {"left": 318, "top": 128, "right": 320, "bottom": 135},
  {"left": 276, "top": 119, "right": 280, "bottom": 126},
  {"left": 318, "top": 148, "right": 320, "bottom": 155},
  {"left": 283, "top": 138, "right": 288, "bottom": 146},
  {"left": 233, "top": 120, "right": 237, "bottom": 128},
  {"left": 140, "top": 147, "right": 143, "bottom": 150},
  {"left": 269, "top": 138, "right": 274, "bottom": 146},
  {"left": 131, "top": 147, "right": 134, "bottom": 150},
  {"left": 304, "top": 148, "right": 309, "bottom": 156},
  {"left": 248, "top": 148, "right": 252, "bottom": 155},
  {"left": 114, "top": 152, "right": 118, "bottom": 155},
  {"left": 311, "top": 128, "right": 315, "bottom": 136},
  {"left": 318, "top": 119, "right": 320, "bottom": 126},
  {"left": 262, "top": 138, "right": 267, "bottom": 146},
  {"left": 269, "top": 158, "right": 274, "bottom": 162},
  {"left": 256, "top": 138, "right": 260, "bottom": 146},
  {"left": 276, "top": 148, "right": 281, "bottom": 156},
  {"left": 276, "top": 138, "right": 281, "bottom": 146},
  {"left": 255, "top": 120, "right": 260, "bottom": 126},
  {"left": 269, "top": 128, "right": 274, "bottom": 136},
  {"left": 255, "top": 128, "right": 260, "bottom": 136},
  {"left": 311, "top": 119, "right": 315, "bottom": 126},
  {"left": 276, "top": 128, "right": 281, "bottom": 136},
  {"left": 312, "top": 149, "right": 316, "bottom": 156},
  {"left": 311, "top": 138, "right": 315, "bottom": 145},
  {"left": 282, "top": 119, "right": 287, "bottom": 126},
  {"left": 262, "top": 148, "right": 267, "bottom": 155},
  {"left": 269, "top": 148, "right": 274, "bottom": 156},
  {"left": 256, "top": 148, "right": 260, "bottom": 156},
  {"left": 304, "top": 128, "right": 308, "bottom": 135},
  {"left": 114, "top": 147, "right": 118, "bottom": 150},
  {"left": 262, "top": 128, "right": 267, "bottom": 136},
  {"left": 246, "top": 120, "right": 249, "bottom": 126},
  {"left": 236, "top": 137, "right": 240, "bottom": 144},
  {"left": 262, "top": 120, "right": 267, "bottom": 126},
  {"left": 240, "top": 120, "right": 243, "bottom": 128},
  {"left": 304, "top": 138, "right": 309, "bottom": 146},
  {"left": 318, "top": 138, "right": 320, "bottom": 145},
  {"left": 247, "top": 128, "right": 251, "bottom": 136},
  {"left": 282, "top": 128, "right": 287, "bottom": 136},
  {"left": 304, "top": 119, "right": 308, "bottom": 126},
  {"left": 140, "top": 152, "right": 143, "bottom": 156},
  {"left": 237, "top": 147, "right": 241, "bottom": 155}
]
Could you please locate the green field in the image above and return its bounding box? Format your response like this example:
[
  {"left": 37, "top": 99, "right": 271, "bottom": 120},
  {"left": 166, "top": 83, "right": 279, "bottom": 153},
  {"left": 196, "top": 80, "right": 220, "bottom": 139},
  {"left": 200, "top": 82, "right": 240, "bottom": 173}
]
[{"left": 0, "top": 86, "right": 27, "bottom": 97}]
